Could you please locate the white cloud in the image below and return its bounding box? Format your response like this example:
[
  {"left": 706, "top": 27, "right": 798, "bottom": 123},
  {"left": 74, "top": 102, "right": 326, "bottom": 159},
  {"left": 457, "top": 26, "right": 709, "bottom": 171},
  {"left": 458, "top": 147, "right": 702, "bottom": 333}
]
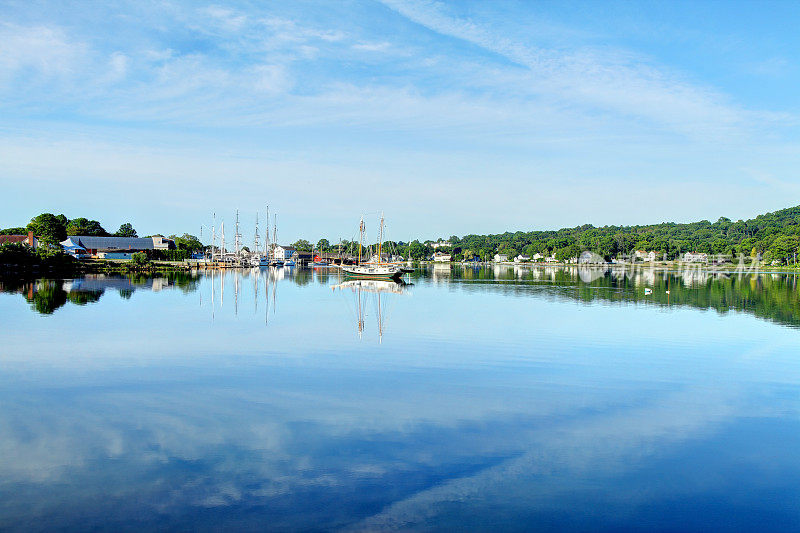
[
  {"left": 378, "top": 0, "right": 771, "bottom": 140},
  {"left": 0, "top": 23, "right": 87, "bottom": 82},
  {"left": 352, "top": 41, "right": 392, "bottom": 52}
]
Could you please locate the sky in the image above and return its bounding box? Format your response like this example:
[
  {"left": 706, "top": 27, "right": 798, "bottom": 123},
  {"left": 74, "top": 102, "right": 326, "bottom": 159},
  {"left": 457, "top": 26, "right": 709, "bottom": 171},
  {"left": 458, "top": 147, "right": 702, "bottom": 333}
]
[{"left": 1, "top": 0, "right": 799, "bottom": 244}]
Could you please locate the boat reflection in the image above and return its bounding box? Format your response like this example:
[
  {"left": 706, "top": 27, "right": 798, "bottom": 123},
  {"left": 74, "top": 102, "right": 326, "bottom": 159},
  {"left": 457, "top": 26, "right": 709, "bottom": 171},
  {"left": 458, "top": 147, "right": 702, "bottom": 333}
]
[{"left": 331, "top": 279, "right": 411, "bottom": 342}]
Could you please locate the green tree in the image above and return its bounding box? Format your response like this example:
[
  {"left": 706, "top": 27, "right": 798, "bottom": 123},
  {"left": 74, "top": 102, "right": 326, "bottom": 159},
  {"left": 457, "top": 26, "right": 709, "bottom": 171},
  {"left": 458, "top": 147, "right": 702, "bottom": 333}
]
[
  {"left": 0, "top": 227, "right": 27, "bottom": 235},
  {"left": 66, "top": 218, "right": 108, "bottom": 236},
  {"left": 114, "top": 223, "right": 138, "bottom": 238},
  {"left": 292, "top": 239, "right": 312, "bottom": 252},
  {"left": 171, "top": 234, "right": 203, "bottom": 251},
  {"left": 316, "top": 238, "right": 330, "bottom": 252},
  {"left": 27, "top": 213, "right": 67, "bottom": 245}
]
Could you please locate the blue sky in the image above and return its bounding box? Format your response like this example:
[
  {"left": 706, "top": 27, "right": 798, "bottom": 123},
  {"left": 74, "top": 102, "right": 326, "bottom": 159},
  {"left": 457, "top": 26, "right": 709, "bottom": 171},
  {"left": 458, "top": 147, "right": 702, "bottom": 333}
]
[{"left": 1, "top": 0, "right": 799, "bottom": 243}]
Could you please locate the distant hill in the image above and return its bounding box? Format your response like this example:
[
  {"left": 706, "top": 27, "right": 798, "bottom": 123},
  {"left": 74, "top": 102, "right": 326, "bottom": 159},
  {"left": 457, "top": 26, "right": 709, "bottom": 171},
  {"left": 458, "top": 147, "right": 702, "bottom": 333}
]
[{"left": 410, "top": 205, "right": 800, "bottom": 264}]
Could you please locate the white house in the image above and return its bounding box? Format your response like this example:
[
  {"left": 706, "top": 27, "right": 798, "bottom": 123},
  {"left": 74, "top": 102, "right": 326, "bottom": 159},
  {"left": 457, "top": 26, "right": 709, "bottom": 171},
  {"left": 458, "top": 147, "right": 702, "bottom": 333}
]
[
  {"left": 683, "top": 252, "right": 708, "bottom": 263},
  {"left": 430, "top": 240, "right": 451, "bottom": 250},
  {"left": 545, "top": 255, "right": 558, "bottom": 263},
  {"left": 493, "top": 253, "right": 509, "bottom": 263},
  {"left": 272, "top": 245, "right": 296, "bottom": 261},
  {"left": 514, "top": 254, "right": 530, "bottom": 263},
  {"left": 432, "top": 252, "right": 452, "bottom": 262},
  {"left": 633, "top": 250, "right": 660, "bottom": 262},
  {"left": 532, "top": 253, "right": 544, "bottom": 261},
  {"left": 578, "top": 251, "right": 605, "bottom": 264}
]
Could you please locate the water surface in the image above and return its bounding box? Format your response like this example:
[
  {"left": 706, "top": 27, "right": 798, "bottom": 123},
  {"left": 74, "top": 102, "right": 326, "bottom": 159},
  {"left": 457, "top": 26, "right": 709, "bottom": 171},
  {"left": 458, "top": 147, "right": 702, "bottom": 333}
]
[{"left": 1, "top": 266, "right": 800, "bottom": 531}]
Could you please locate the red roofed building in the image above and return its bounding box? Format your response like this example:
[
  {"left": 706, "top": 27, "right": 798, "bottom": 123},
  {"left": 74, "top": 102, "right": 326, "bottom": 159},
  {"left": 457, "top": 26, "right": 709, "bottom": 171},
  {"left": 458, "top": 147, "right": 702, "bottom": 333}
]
[{"left": 0, "top": 231, "right": 38, "bottom": 249}]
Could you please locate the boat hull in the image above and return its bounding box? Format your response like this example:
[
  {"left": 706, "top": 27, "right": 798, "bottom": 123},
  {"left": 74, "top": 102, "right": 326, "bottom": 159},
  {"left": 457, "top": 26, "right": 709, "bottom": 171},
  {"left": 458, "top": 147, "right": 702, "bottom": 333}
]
[{"left": 341, "top": 265, "right": 403, "bottom": 280}]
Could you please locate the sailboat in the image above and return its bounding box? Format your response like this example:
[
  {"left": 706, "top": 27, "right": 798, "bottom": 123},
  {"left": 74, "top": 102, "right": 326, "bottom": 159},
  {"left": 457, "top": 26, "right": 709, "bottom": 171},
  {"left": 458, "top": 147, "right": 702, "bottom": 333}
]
[
  {"left": 270, "top": 214, "right": 284, "bottom": 267},
  {"left": 341, "top": 213, "right": 403, "bottom": 280},
  {"left": 258, "top": 206, "right": 270, "bottom": 267}
]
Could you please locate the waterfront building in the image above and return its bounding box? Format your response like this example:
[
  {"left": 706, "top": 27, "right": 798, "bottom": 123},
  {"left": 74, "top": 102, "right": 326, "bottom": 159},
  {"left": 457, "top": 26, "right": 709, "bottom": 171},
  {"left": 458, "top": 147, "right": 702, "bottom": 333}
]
[
  {"left": 59, "top": 236, "right": 175, "bottom": 256},
  {"left": 683, "top": 251, "right": 709, "bottom": 263},
  {"left": 272, "top": 245, "right": 297, "bottom": 261},
  {"left": 493, "top": 254, "right": 509, "bottom": 263},
  {"left": 432, "top": 252, "right": 451, "bottom": 262},
  {"left": 0, "top": 231, "right": 38, "bottom": 249},
  {"left": 514, "top": 254, "right": 530, "bottom": 263}
]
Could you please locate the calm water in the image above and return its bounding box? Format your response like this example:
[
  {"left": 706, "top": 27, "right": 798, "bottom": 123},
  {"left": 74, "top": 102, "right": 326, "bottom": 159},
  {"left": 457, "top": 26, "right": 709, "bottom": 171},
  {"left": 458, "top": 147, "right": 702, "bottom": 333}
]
[{"left": 2, "top": 266, "right": 800, "bottom": 532}]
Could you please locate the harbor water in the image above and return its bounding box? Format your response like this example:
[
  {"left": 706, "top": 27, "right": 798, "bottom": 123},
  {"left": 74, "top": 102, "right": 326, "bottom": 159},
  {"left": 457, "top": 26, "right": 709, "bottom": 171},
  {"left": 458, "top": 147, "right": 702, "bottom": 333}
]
[{"left": 2, "top": 265, "right": 800, "bottom": 531}]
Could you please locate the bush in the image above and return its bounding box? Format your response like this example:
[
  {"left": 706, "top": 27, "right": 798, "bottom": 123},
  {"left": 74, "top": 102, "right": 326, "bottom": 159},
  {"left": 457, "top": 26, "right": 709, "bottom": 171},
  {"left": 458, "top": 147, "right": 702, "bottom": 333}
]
[
  {"left": 150, "top": 249, "right": 190, "bottom": 261},
  {"left": 131, "top": 252, "right": 149, "bottom": 265},
  {"left": 0, "top": 243, "right": 77, "bottom": 270}
]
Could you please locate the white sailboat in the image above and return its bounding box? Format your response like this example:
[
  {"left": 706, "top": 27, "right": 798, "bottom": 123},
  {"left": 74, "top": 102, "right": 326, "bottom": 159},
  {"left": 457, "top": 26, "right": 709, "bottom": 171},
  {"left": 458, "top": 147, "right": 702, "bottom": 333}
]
[{"left": 341, "top": 213, "right": 403, "bottom": 280}]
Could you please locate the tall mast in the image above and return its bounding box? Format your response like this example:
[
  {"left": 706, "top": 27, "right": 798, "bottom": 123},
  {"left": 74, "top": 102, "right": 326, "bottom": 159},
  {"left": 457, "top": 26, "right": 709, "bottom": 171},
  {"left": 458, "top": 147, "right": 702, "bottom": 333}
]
[
  {"left": 378, "top": 212, "right": 384, "bottom": 264},
  {"left": 273, "top": 214, "right": 278, "bottom": 259},
  {"left": 254, "top": 212, "right": 260, "bottom": 257},
  {"left": 358, "top": 217, "right": 365, "bottom": 265},
  {"left": 221, "top": 221, "right": 225, "bottom": 256},
  {"left": 235, "top": 209, "right": 241, "bottom": 257},
  {"left": 265, "top": 205, "right": 270, "bottom": 257},
  {"left": 211, "top": 212, "right": 216, "bottom": 262}
]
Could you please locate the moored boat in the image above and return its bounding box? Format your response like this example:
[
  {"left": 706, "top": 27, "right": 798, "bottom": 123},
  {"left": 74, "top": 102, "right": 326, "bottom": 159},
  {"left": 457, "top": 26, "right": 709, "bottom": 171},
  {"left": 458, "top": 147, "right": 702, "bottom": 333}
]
[{"left": 341, "top": 214, "right": 403, "bottom": 280}]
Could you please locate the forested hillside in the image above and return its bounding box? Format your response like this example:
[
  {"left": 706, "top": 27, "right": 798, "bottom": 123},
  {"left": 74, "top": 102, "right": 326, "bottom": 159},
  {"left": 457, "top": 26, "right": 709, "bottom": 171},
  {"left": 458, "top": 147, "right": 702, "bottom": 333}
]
[{"left": 396, "top": 205, "right": 800, "bottom": 264}]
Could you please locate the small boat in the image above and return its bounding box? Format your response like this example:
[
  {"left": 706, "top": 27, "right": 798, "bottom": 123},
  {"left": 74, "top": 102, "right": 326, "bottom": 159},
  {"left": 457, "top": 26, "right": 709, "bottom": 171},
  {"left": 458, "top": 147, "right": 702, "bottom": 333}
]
[
  {"left": 341, "top": 214, "right": 403, "bottom": 280},
  {"left": 644, "top": 288, "right": 653, "bottom": 295}
]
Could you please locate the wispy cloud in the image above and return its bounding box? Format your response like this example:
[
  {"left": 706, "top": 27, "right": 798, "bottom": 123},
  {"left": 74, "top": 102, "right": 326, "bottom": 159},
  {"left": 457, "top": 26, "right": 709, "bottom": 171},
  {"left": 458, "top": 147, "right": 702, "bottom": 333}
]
[
  {"left": 378, "top": 0, "right": 774, "bottom": 140},
  {"left": 0, "top": 23, "right": 87, "bottom": 82}
]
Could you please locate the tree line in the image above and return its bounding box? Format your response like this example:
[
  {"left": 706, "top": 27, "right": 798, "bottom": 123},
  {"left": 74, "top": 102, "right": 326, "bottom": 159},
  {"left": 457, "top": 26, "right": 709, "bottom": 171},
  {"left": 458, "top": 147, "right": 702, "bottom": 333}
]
[
  {"left": 314, "top": 205, "right": 800, "bottom": 265},
  {"left": 2, "top": 213, "right": 203, "bottom": 252},
  {"left": 8, "top": 205, "right": 800, "bottom": 265}
]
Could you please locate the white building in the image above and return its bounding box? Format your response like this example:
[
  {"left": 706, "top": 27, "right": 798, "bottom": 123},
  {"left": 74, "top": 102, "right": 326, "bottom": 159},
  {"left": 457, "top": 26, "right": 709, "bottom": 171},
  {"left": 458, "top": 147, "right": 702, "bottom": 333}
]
[
  {"left": 432, "top": 252, "right": 451, "bottom": 262},
  {"left": 578, "top": 251, "right": 606, "bottom": 264},
  {"left": 514, "top": 254, "right": 530, "bottom": 263},
  {"left": 272, "top": 245, "right": 297, "bottom": 261},
  {"left": 683, "top": 252, "right": 709, "bottom": 263},
  {"left": 430, "top": 240, "right": 451, "bottom": 250},
  {"left": 493, "top": 253, "right": 509, "bottom": 263},
  {"left": 532, "top": 253, "right": 544, "bottom": 261},
  {"left": 633, "top": 250, "right": 660, "bottom": 262},
  {"left": 545, "top": 255, "right": 558, "bottom": 263}
]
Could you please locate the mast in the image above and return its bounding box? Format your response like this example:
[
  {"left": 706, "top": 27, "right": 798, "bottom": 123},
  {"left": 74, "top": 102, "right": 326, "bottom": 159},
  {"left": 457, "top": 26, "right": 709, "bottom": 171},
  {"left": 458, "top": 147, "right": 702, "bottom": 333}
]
[
  {"left": 254, "top": 212, "right": 260, "bottom": 258},
  {"left": 235, "top": 209, "right": 241, "bottom": 258},
  {"left": 358, "top": 217, "right": 365, "bottom": 265},
  {"left": 221, "top": 221, "right": 226, "bottom": 258},
  {"left": 211, "top": 213, "right": 216, "bottom": 262},
  {"left": 273, "top": 214, "right": 278, "bottom": 261},
  {"left": 378, "top": 212, "right": 384, "bottom": 264},
  {"left": 265, "top": 205, "right": 270, "bottom": 257}
]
